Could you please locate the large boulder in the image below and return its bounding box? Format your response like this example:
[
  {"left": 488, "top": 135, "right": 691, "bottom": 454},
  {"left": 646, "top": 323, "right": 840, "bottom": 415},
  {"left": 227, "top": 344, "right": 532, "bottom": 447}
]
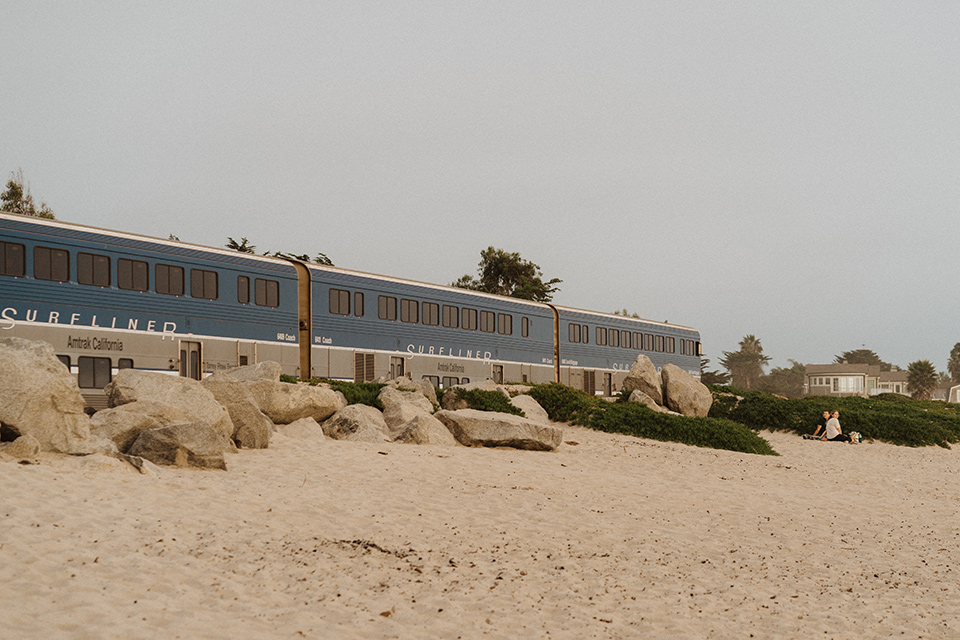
[
  {"left": 201, "top": 378, "right": 273, "bottom": 449},
  {"left": 0, "top": 337, "right": 93, "bottom": 454},
  {"left": 322, "top": 404, "right": 390, "bottom": 443},
  {"left": 661, "top": 364, "right": 713, "bottom": 417},
  {"left": 379, "top": 387, "right": 435, "bottom": 429},
  {"left": 105, "top": 369, "right": 233, "bottom": 440},
  {"left": 435, "top": 409, "right": 563, "bottom": 451},
  {"left": 3, "top": 434, "right": 41, "bottom": 460},
  {"left": 89, "top": 400, "right": 192, "bottom": 453},
  {"left": 277, "top": 417, "right": 325, "bottom": 440},
  {"left": 205, "top": 361, "right": 282, "bottom": 383},
  {"left": 246, "top": 380, "right": 344, "bottom": 424},
  {"left": 127, "top": 422, "right": 229, "bottom": 470},
  {"left": 622, "top": 354, "right": 663, "bottom": 405},
  {"left": 392, "top": 413, "right": 458, "bottom": 446},
  {"left": 509, "top": 395, "right": 550, "bottom": 423}
]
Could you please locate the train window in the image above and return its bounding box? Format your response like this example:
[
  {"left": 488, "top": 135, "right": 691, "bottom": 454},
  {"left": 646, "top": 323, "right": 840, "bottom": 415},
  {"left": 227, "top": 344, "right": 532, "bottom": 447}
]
[
  {"left": 680, "top": 339, "right": 687, "bottom": 355},
  {"left": 634, "top": 332, "right": 642, "bottom": 350},
  {"left": 443, "top": 305, "right": 459, "bottom": 328},
  {"left": 400, "top": 299, "right": 419, "bottom": 323},
  {"left": 354, "top": 292, "right": 364, "bottom": 317},
  {"left": 568, "top": 323, "right": 580, "bottom": 343},
  {"left": 442, "top": 376, "right": 459, "bottom": 388},
  {"left": 255, "top": 279, "right": 279, "bottom": 307},
  {"left": 329, "top": 288, "right": 350, "bottom": 315},
  {"left": 497, "top": 313, "right": 512, "bottom": 335},
  {"left": 583, "top": 326, "right": 589, "bottom": 344},
  {"left": 462, "top": 308, "right": 478, "bottom": 331},
  {"left": 665, "top": 337, "right": 676, "bottom": 353},
  {"left": 522, "top": 317, "right": 529, "bottom": 338},
  {"left": 622, "top": 330, "right": 632, "bottom": 349},
  {"left": 423, "top": 302, "right": 440, "bottom": 326},
  {"left": 378, "top": 295, "right": 397, "bottom": 321},
  {"left": 190, "top": 269, "right": 218, "bottom": 299},
  {"left": 237, "top": 276, "right": 250, "bottom": 303},
  {"left": 78, "top": 356, "right": 112, "bottom": 389},
  {"left": 118, "top": 258, "right": 149, "bottom": 291},
  {"left": 610, "top": 328, "right": 619, "bottom": 348},
  {"left": 156, "top": 264, "right": 185, "bottom": 296},
  {"left": 57, "top": 355, "right": 70, "bottom": 368},
  {"left": 480, "top": 310, "right": 496, "bottom": 333},
  {"left": 78, "top": 252, "right": 110, "bottom": 287},
  {"left": 644, "top": 334, "right": 654, "bottom": 351},
  {"left": 0, "top": 241, "right": 26, "bottom": 277},
  {"left": 118, "top": 358, "right": 134, "bottom": 369},
  {"left": 596, "top": 327, "right": 607, "bottom": 346},
  {"left": 422, "top": 375, "right": 440, "bottom": 387},
  {"left": 34, "top": 246, "right": 70, "bottom": 282},
  {"left": 655, "top": 335, "right": 664, "bottom": 352}
]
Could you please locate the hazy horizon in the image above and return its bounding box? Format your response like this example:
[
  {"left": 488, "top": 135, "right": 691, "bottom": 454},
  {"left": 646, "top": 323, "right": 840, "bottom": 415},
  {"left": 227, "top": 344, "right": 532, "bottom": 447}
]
[{"left": 3, "top": 2, "right": 958, "bottom": 372}]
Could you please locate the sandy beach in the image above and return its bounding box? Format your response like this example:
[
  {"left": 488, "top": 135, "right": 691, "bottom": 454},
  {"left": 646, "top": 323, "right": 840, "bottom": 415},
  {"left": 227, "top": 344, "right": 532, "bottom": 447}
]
[{"left": 2, "top": 427, "right": 958, "bottom": 640}]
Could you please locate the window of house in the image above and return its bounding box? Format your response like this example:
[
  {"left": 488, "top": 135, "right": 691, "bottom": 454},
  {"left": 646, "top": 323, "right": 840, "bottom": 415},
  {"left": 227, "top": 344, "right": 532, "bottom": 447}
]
[
  {"left": 190, "top": 268, "right": 218, "bottom": 299},
  {"left": 462, "top": 308, "right": 478, "bottom": 330},
  {"left": 238, "top": 275, "right": 250, "bottom": 303},
  {"left": 480, "top": 310, "right": 496, "bottom": 333},
  {"left": 156, "top": 264, "right": 185, "bottom": 296},
  {"left": 34, "top": 246, "right": 69, "bottom": 281},
  {"left": 401, "top": 299, "right": 419, "bottom": 323},
  {"left": 443, "top": 305, "right": 459, "bottom": 328},
  {"left": 78, "top": 252, "right": 110, "bottom": 287},
  {"left": 497, "top": 313, "right": 512, "bottom": 335},
  {"left": 0, "top": 241, "right": 26, "bottom": 277},
  {"left": 118, "top": 258, "right": 149, "bottom": 291},
  {"left": 423, "top": 302, "right": 440, "bottom": 326},
  {"left": 330, "top": 288, "right": 350, "bottom": 315},
  {"left": 255, "top": 279, "right": 279, "bottom": 307},
  {"left": 378, "top": 295, "right": 397, "bottom": 320}
]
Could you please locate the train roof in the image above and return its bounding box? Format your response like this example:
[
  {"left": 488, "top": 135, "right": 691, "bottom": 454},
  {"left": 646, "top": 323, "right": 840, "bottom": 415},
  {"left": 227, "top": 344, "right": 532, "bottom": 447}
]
[{"left": 1, "top": 211, "right": 698, "bottom": 334}]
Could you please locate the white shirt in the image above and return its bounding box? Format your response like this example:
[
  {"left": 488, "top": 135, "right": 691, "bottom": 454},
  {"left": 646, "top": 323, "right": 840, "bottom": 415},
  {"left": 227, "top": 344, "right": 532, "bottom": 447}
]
[{"left": 825, "top": 417, "right": 841, "bottom": 439}]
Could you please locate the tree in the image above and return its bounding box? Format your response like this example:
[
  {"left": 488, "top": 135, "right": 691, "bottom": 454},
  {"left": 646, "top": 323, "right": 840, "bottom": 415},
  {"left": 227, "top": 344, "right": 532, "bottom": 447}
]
[
  {"left": 948, "top": 343, "right": 960, "bottom": 384},
  {"left": 452, "top": 247, "right": 561, "bottom": 302},
  {"left": 757, "top": 360, "right": 806, "bottom": 398},
  {"left": 699, "top": 357, "right": 731, "bottom": 386},
  {"left": 613, "top": 309, "right": 640, "bottom": 318},
  {"left": 226, "top": 237, "right": 256, "bottom": 253},
  {"left": 906, "top": 359, "right": 938, "bottom": 401},
  {"left": 834, "top": 348, "right": 892, "bottom": 371},
  {"left": 719, "top": 334, "right": 771, "bottom": 390},
  {"left": 1, "top": 168, "right": 55, "bottom": 219},
  {"left": 268, "top": 251, "right": 334, "bottom": 266}
]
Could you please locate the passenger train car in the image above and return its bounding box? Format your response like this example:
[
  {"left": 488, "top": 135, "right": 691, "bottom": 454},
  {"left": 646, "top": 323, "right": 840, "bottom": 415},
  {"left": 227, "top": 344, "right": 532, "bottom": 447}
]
[{"left": 1, "top": 212, "right": 701, "bottom": 406}]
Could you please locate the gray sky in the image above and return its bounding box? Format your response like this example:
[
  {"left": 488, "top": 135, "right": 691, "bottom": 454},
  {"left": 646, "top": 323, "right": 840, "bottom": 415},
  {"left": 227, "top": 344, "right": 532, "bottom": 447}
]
[{"left": 3, "top": 2, "right": 958, "bottom": 372}]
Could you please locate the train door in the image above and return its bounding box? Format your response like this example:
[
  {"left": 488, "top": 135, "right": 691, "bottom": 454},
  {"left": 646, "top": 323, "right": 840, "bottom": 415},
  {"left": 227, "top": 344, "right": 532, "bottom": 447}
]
[
  {"left": 180, "top": 341, "right": 202, "bottom": 380},
  {"left": 492, "top": 364, "right": 504, "bottom": 384},
  {"left": 584, "top": 370, "right": 596, "bottom": 395},
  {"left": 603, "top": 372, "right": 612, "bottom": 397},
  {"left": 389, "top": 356, "right": 405, "bottom": 379}
]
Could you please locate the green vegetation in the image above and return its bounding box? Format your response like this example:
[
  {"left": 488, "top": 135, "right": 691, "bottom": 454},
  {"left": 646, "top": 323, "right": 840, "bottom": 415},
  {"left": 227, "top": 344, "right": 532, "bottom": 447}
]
[
  {"left": 2, "top": 168, "right": 55, "bottom": 219},
  {"left": 293, "top": 378, "right": 386, "bottom": 410},
  {"left": 450, "top": 388, "right": 524, "bottom": 416},
  {"left": 708, "top": 387, "right": 960, "bottom": 448},
  {"left": 452, "top": 246, "right": 561, "bottom": 302},
  {"left": 527, "top": 383, "right": 778, "bottom": 456}
]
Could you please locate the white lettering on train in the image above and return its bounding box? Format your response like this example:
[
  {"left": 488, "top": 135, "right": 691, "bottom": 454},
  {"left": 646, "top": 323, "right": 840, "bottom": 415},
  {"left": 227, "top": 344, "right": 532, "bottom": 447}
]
[{"left": 1, "top": 305, "right": 178, "bottom": 339}]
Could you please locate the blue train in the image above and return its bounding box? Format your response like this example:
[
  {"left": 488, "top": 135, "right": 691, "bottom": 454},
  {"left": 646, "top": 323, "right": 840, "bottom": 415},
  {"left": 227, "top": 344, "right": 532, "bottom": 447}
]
[{"left": 1, "top": 212, "right": 701, "bottom": 406}]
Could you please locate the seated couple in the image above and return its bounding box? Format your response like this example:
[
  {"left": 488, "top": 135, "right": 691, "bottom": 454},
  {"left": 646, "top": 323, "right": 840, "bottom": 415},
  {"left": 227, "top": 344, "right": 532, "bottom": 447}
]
[{"left": 813, "top": 410, "right": 852, "bottom": 442}]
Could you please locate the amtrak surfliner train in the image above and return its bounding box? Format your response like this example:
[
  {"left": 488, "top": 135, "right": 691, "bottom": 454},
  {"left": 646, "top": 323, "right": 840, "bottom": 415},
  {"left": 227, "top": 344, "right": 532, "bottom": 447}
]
[{"left": 0, "top": 212, "right": 701, "bottom": 406}]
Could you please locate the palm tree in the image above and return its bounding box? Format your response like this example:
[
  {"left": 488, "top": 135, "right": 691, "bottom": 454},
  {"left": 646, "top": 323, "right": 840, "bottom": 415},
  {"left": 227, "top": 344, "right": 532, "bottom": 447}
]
[
  {"left": 719, "top": 334, "right": 771, "bottom": 390},
  {"left": 948, "top": 343, "right": 960, "bottom": 384},
  {"left": 907, "top": 359, "right": 938, "bottom": 401}
]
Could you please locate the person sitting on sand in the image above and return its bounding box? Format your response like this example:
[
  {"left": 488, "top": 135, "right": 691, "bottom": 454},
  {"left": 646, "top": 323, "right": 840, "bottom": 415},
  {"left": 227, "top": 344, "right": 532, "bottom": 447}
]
[
  {"left": 822, "top": 410, "right": 852, "bottom": 442},
  {"left": 813, "top": 410, "right": 830, "bottom": 438}
]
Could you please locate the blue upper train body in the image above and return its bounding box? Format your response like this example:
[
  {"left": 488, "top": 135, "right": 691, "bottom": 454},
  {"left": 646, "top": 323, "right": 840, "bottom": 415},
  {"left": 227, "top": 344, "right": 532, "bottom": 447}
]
[{"left": 1, "top": 212, "right": 701, "bottom": 401}]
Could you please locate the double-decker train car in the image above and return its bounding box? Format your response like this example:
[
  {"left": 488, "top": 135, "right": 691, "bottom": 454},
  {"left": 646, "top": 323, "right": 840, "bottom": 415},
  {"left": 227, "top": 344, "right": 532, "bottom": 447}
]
[{"left": 1, "top": 212, "right": 701, "bottom": 406}]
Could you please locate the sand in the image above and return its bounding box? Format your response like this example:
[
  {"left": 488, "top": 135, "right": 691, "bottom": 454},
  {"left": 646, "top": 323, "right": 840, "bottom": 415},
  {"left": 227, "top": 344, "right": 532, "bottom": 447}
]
[{"left": 2, "top": 427, "right": 958, "bottom": 640}]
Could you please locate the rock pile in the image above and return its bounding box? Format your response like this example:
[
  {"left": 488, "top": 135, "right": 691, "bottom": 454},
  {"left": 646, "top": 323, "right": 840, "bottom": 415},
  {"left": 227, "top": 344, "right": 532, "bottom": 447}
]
[
  {"left": 0, "top": 338, "right": 563, "bottom": 471},
  {"left": 622, "top": 355, "right": 713, "bottom": 417}
]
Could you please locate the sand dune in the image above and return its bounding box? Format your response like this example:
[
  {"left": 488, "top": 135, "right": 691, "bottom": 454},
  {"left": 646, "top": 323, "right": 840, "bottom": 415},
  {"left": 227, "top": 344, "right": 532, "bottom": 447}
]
[{"left": 2, "top": 427, "right": 958, "bottom": 639}]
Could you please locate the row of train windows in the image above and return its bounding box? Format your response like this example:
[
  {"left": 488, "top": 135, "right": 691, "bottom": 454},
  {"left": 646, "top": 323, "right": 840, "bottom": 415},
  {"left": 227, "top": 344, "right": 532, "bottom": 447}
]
[
  {"left": 55, "top": 354, "right": 132, "bottom": 389},
  {"left": 330, "top": 288, "right": 531, "bottom": 337},
  {"left": 0, "top": 241, "right": 279, "bottom": 306},
  {"left": 569, "top": 323, "right": 700, "bottom": 355}
]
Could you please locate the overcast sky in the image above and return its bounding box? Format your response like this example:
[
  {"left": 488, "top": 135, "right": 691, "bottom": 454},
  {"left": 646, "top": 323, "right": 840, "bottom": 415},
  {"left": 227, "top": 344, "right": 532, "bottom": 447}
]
[{"left": 3, "top": 2, "right": 958, "bottom": 371}]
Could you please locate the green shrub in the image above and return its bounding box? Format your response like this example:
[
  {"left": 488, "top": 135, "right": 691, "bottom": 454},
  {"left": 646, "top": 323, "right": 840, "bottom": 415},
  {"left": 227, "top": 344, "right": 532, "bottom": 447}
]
[
  {"left": 306, "top": 379, "right": 386, "bottom": 410},
  {"left": 452, "top": 388, "right": 524, "bottom": 416},
  {"left": 711, "top": 390, "right": 960, "bottom": 448},
  {"left": 279, "top": 374, "right": 299, "bottom": 384},
  {"left": 528, "top": 383, "right": 777, "bottom": 456}
]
